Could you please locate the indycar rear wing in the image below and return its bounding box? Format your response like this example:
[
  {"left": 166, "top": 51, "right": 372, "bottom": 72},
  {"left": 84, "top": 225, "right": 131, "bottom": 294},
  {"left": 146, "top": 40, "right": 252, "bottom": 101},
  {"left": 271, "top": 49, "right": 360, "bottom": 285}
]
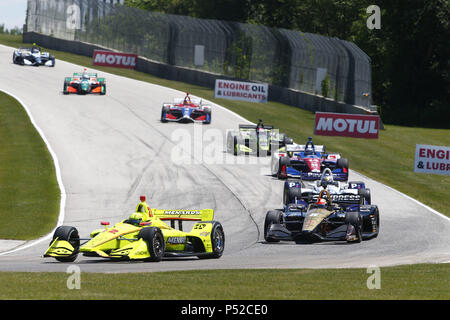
[
  {"left": 151, "top": 209, "right": 214, "bottom": 221},
  {"left": 73, "top": 72, "right": 98, "bottom": 78},
  {"left": 286, "top": 144, "right": 325, "bottom": 153},
  {"left": 239, "top": 124, "right": 274, "bottom": 130},
  {"left": 173, "top": 98, "right": 203, "bottom": 105}
]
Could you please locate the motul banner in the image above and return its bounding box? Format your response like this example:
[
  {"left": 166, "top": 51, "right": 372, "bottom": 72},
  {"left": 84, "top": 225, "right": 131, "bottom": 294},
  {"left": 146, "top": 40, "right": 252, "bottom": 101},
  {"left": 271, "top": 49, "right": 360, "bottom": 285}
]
[
  {"left": 414, "top": 144, "right": 450, "bottom": 175},
  {"left": 314, "top": 112, "right": 380, "bottom": 139},
  {"left": 92, "top": 50, "right": 137, "bottom": 69}
]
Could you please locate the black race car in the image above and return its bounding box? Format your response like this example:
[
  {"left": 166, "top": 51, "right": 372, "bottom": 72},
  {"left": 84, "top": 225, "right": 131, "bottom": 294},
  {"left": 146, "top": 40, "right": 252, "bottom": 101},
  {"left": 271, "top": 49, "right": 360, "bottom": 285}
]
[{"left": 264, "top": 188, "right": 380, "bottom": 243}]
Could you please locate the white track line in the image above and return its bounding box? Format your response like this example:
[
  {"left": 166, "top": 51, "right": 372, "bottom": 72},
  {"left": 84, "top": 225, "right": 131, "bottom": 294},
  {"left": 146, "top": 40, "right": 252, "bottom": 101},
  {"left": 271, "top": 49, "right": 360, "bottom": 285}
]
[{"left": 0, "top": 89, "right": 66, "bottom": 256}]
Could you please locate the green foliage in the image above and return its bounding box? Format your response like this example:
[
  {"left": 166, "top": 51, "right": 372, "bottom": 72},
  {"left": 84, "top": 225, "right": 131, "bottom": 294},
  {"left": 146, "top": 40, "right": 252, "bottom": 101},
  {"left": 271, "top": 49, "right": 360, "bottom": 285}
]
[
  {"left": 0, "top": 24, "right": 22, "bottom": 35},
  {"left": 321, "top": 73, "right": 330, "bottom": 98}
]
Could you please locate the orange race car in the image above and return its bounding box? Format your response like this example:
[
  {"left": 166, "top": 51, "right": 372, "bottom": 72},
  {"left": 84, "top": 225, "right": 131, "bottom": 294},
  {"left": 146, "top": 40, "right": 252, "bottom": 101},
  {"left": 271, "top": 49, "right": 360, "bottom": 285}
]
[{"left": 63, "top": 69, "right": 106, "bottom": 95}]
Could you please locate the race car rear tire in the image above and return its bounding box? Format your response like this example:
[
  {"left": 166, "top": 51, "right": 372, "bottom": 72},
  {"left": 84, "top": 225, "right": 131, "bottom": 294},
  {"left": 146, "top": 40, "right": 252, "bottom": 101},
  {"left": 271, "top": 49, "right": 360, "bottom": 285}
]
[
  {"left": 345, "top": 212, "right": 362, "bottom": 243},
  {"left": 51, "top": 226, "right": 80, "bottom": 262},
  {"left": 264, "top": 210, "right": 283, "bottom": 242},
  {"left": 139, "top": 227, "right": 165, "bottom": 262},
  {"left": 283, "top": 135, "right": 293, "bottom": 146},
  {"left": 337, "top": 158, "right": 349, "bottom": 170},
  {"left": 198, "top": 221, "right": 225, "bottom": 259}
]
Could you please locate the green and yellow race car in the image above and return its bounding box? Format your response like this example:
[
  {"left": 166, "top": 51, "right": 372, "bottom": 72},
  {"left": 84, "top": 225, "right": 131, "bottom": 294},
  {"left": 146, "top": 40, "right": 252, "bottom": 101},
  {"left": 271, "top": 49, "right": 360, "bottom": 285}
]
[
  {"left": 44, "top": 196, "right": 225, "bottom": 262},
  {"left": 226, "top": 119, "right": 293, "bottom": 157}
]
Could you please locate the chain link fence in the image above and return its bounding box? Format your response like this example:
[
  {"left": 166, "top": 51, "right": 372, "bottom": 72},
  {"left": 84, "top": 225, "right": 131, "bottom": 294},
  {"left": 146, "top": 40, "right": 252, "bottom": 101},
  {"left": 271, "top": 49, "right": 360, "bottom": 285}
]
[{"left": 26, "top": 0, "right": 372, "bottom": 108}]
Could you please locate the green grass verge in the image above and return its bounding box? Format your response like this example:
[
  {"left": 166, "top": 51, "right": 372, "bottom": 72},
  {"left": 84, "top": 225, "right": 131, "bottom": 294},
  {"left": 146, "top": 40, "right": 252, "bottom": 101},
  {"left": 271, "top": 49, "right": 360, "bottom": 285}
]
[
  {"left": 2, "top": 34, "right": 448, "bottom": 218},
  {"left": 0, "top": 90, "right": 60, "bottom": 240},
  {"left": 0, "top": 264, "right": 448, "bottom": 299}
]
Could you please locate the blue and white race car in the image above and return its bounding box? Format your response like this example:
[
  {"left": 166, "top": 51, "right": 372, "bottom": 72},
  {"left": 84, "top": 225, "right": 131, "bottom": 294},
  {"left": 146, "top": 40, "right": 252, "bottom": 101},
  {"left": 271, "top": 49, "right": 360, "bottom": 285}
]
[
  {"left": 282, "top": 168, "right": 371, "bottom": 206},
  {"left": 160, "top": 93, "right": 211, "bottom": 124},
  {"left": 272, "top": 137, "right": 348, "bottom": 181},
  {"left": 13, "top": 45, "right": 55, "bottom": 67}
]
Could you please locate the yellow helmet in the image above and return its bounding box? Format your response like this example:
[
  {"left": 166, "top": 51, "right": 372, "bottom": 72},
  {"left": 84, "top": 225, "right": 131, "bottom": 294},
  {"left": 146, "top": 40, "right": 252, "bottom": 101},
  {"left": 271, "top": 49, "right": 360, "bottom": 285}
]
[{"left": 128, "top": 212, "right": 146, "bottom": 225}]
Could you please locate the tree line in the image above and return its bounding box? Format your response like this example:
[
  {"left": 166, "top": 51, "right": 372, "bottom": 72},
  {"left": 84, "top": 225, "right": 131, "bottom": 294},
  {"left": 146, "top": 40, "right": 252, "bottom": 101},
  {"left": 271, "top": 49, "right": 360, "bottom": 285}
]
[
  {"left": 124, "top": 0, "right": 450, "bottom": 128},
  {"left": 0, "top": 24, "right": 22, "bottom": 35}
]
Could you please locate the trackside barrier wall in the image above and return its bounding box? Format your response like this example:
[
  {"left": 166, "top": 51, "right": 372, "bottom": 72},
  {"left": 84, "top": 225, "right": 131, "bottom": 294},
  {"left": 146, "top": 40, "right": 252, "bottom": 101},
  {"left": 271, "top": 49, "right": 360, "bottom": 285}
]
[{"left": 24, "top": 0, "right": 376, "bottom": 117}]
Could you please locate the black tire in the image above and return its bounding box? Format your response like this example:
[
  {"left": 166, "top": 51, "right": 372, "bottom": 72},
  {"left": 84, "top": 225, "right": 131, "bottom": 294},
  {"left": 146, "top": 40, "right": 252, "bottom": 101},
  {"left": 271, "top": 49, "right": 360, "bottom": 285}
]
[
  {"left": 277, "top": 157, "right": 290, "bottom": 179},
  {"left": 264, "top": 210, "right": 283, "bottom": 242},
  {"left": 50, "top": 57, "right": 55, "bottom": 67},
  {"left": 288, "top": 187, "right": 302, "bottom": 205},
  {"left": 373, "top": 207, "right": 380, "bottom": 238},
  {"left": 100, "top": 83, "right": 106, "bottom": 95},
  {"left": 233, "top": 136, "right": 239, "bottom": 156},
  {"left": 204, "top": 109, "right": 211, "bottom": 124},
  {"left": 198, "top": 221, "right": 225, "bottom": 259},
  {"left": 63, "top": 81, "right": 69, "bottom": 95},
  {"left": 358, "top": 188, "right": 371, "bottom": 205},
  {"left": 283, "top": 136, "right": 293, "bottom": 146},
  {"left": 345, "top": 212, "right": 362, "bottom": 243},
  {"left": 138, "top": 227, "right": 165, "bottom": 262},
  {"left": 51, "top": 226, "right": 80, "bottom": 262},
  {"left": 160, "top": 106, "right": 169, "bottom": 123},
  {"left": 337, "top": 158, "right": 349, "bottom": 170}
]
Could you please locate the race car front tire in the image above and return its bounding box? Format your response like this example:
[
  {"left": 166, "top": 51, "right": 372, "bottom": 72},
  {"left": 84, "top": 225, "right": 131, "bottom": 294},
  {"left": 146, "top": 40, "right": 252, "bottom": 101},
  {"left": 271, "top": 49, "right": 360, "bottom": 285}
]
[
  {"left": 277, "top": 157, "right": 290, "bottom": 179},
  {"left": 203, "top": 109, "right": 211, "bottom": 124},
  {"left": 233, "top": 136, "right": 239, "bottom": 156},
  {"left": 198, "top": 221, "right": 225, "bottom": 259},
  {"left": 345, "top": 212, "right": 362, "bottom": 243},
  {"left": 264, "top": 210, "right": 283, "bottom": 242},
  {"left": 358, "top": 188, "right": 371, "bottom": 205},
  {"left": 63, "top": 81, "right": 69, "bottom": 95},
  {"left": 160, "top": 106, "right": 169, "bottom": 123},
  {"left": 51, "top": 226, "right": 80, "bottom": 262},
  {"left": 139, "top": 227, "right": 165, "bottom": 262},
  {"left": 100, "top": 83, "right": 106, "bottom": 95},
  {"left": 284, "top": 186, "right": 302, "bottom": 205}
]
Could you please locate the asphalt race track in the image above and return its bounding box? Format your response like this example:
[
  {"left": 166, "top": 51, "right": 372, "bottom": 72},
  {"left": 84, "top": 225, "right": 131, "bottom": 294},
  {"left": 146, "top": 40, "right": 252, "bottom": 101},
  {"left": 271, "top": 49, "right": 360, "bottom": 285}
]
[{"left": 0, "top": 44, "right": 449, "bottom": 273}]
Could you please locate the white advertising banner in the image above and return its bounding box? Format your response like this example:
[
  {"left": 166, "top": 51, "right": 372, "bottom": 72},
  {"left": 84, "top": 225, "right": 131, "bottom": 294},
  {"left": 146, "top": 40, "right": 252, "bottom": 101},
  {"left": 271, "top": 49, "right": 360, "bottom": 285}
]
[
  {"left": 414, "top": 144, "right": 450, "bottom": 175},
  {"left": 214, "top": 79, "right": 268, "bottom": 103}
]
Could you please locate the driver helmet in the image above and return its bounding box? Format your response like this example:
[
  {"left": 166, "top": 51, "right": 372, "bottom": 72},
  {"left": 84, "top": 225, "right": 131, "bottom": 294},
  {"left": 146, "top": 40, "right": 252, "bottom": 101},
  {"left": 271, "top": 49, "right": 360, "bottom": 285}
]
[
  {"left": 316, "top": 198, "right": 327, "bottom": 206},
  {"left": 322, "top": 174, "right": 333, "bottom": 185},
  {"left": 183, "top": 93, "right": 191, "bottom": 105},
  {"left": 128, "top": 212, "right": 146, "bottom": 225}
]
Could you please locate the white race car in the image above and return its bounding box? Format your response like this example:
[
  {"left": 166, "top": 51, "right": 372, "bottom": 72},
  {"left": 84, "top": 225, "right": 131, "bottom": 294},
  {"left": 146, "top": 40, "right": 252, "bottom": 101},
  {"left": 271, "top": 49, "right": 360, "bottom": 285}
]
[
  {"left": 282, "top": 168, "right": 371, "bottom": 206},
  {"left": 13, "top": 46, "right": 55, "bottom": 67}
]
